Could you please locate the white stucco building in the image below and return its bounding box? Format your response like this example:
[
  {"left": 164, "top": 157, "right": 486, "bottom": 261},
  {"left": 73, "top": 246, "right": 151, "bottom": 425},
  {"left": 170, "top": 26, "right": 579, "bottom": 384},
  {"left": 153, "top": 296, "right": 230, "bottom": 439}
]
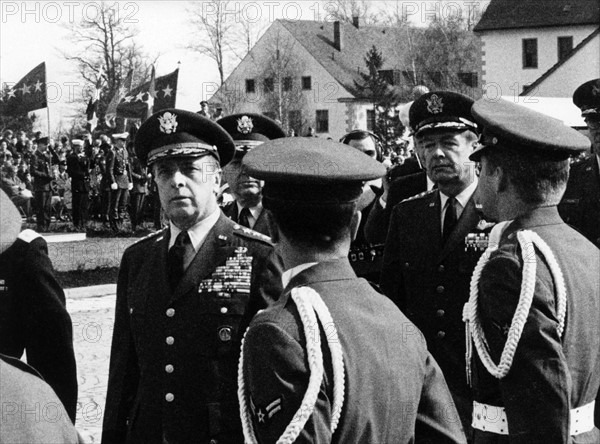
[{"left": 475, "top": 0, "right": 599, "bottom": 99}]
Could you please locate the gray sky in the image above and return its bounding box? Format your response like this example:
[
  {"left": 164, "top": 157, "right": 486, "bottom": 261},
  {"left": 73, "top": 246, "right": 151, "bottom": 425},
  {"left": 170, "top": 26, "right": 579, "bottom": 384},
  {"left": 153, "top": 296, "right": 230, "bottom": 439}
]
[{"left": 0, "top": 1, "right": 487, "bottom": 134}]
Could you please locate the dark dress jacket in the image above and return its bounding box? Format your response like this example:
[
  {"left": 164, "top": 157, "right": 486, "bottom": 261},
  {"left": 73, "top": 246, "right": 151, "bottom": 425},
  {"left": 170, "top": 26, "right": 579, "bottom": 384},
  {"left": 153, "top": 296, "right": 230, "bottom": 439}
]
[
  {"left": 102, "top": 213, "right": 282, "bottom": 443},
  {"left": 222, "top": 201, "right": 274, "bottom": 238},
  {"left": 66, "top": 153, "right": 91, "bottom": 193},
  {"left": 380, "top": 189, "right": 488, "bottom": 434},
  {"left": 242, "top": 259, "right": 466, "bottom": 443},
  {"left": 0, "top": 230, "right": 78, "bottom": 423},
  {"left": 559, "top": 156, "right": 600, "bottom": 248},
  {"left": 471, "top": 207, "right": 600, "bottom": 443}
]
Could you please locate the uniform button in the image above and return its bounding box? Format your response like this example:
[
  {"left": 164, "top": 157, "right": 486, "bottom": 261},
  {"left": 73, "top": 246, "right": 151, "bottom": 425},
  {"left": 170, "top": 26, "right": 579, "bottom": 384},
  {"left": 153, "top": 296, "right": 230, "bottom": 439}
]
[
  {"left": 437, "top": 331, "right": 446, "bottom": 339},
  {"left": 436, "top": 309, "right": 445, "bottom": 317},
  {"left": 438, "top": 265, "right": 445, "bottom": 273},
  {"left": 166, "top": 308, "right": 175, "bottom": 317},
  {"left": 210, "top": 440, "right": 218, "bottom": 444},
  {"left": 218, "top": 326, "right": 232, "bottom": 342},
  {"left": 166, "top": 336, "right": 175, "bottom": 345},
  {"left": 404, "top": 262, "right": 410, "bottom": 268},
  {"left": 220, "top": 307, "right": 228, "bottom": 314},
  {"left": 165, "top": 393, "right": 174, "bottom": 402},
  {"left": 165, "top": 364, "right": 174, "bottom": 373},
  {"left": 436, "top": 285, "right": 445, "bottom": 294}
]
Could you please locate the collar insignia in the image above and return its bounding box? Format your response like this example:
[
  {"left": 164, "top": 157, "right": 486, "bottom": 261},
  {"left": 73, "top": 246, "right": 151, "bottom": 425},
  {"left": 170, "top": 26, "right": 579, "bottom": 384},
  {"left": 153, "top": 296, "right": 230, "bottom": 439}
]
[
  {"left": 158, "top": 112, "right": 178, "bottom": 134},
  {"left": 237, "top": 115, "right": 254, "bottom": 134},
  {"left": 426, "top": 94, "right": 444, "bottom": 114}
]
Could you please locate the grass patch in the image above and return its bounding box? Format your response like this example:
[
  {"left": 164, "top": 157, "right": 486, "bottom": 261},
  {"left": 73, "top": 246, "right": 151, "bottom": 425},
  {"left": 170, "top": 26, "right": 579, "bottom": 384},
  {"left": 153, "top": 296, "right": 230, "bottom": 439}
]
[{"left": 55, "top": 267, "right": 119, "bottom": 289}]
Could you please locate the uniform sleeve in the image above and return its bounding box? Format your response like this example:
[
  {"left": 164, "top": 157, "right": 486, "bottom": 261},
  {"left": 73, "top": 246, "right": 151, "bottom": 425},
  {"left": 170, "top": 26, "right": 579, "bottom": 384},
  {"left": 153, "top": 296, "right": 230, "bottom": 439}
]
[
  {"left": 250, "top": 248, "right": 283, "bottom": 311},
  {"left": 106, "top": 151, "right": 116, "bottom": 184},
  {"left": 101, "top": 252, "right": 140, "bottom": 444},
  {"left": 479, "top": 253, "right": 570, "bottom": 443},
  {"left": 380, "top": 204, "right": 406, "bottom": 310},
  {"left": 242, "top": 322, "right": 332, "bottom": 444},
  {"left": 20, "top": 238, "right": 78, "bottom": 423},
  {"left": 363, "top": 198, "right": 389, "bottom": 245},
  {"left": 416, "top": 352, "right": 468, "bottom": 443}
]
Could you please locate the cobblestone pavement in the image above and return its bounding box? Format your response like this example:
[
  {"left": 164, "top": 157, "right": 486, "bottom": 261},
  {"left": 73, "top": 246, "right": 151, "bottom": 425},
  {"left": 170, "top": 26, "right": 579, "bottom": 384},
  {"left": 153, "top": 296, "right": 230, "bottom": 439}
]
[{"left": 68, "top": 294, "right": 116, "bottom": 443}]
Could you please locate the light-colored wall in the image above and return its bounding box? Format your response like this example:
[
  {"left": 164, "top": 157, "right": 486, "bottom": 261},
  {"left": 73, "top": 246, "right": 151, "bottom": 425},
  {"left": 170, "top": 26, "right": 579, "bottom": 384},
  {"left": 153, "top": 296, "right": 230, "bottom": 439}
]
[
  {"left": 211, "top": 21, "right": 361, "bottom": 139},
  {"left": 480, "top": 25, "right": 596, "bottom": 96}
]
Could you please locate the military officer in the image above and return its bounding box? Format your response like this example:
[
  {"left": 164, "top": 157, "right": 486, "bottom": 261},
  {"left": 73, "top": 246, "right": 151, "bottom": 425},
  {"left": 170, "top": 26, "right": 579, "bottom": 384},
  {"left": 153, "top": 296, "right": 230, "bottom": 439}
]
[
  {"left": 66, "top": 137, "right": 91, "bottom": 230},
  {"left": 0, "top": 188, "right": 78, "bottom": 423},
  {"left": 102, "top": 109, "right": 282, "bottom": 444},
  {"left": 464, "top": 98, "right": 600, "bottom": 443},
  {"left": 380, "top": 91, "right": 488, "bottom": 437},
  {"left": 559, "top": 78, "right": 600, "bottom": 248},
  {"left": 217, "top": 113, "right": 286, "bottom": 237},
  {"left": 106, "top": 132, "right": 133, "bottom": 231},
  {"left": 31, "top": 136, "right": 55, "bottom": 231},
  {"left": 238, "top": 137, "right": 466, "bottom": 443}
]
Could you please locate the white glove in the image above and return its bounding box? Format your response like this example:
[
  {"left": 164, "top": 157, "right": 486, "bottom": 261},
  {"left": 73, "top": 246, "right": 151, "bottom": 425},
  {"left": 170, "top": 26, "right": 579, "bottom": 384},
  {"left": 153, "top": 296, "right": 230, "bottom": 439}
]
[
  {"left": 128, "top": 183, "right": 133, "bottom": 191},
  {"left": 111, "top": 183, "right": 118, "bottom": 190}
]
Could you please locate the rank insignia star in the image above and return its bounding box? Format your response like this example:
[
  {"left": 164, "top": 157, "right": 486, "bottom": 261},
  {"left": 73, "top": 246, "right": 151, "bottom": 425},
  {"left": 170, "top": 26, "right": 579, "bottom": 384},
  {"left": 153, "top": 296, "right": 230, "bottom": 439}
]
[{"left": 253, "top": 397, "right": 282, "bottom": 425}]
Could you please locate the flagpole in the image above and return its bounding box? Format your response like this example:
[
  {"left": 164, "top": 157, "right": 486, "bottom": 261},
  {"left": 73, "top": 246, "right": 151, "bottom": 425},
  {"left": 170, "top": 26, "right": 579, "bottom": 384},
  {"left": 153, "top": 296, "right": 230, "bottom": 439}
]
[{"left": 46, "top": 105, "right": 50, "bottom": 138}]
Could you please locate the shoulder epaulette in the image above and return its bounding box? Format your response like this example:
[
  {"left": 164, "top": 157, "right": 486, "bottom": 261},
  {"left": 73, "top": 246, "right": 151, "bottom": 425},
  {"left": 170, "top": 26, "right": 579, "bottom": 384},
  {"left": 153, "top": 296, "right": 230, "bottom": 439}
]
[
  {"left": 232, "top": 224, "right": 273, "bottom": 245},
  {"left": 130, "top": 227, "right": 167, "bottom": 247},
  {"left": 17, "top": 229, "right": 42, "bottom": 244},
  {"left": 400, "top": 188, "right": 435, "bottom": 204}
]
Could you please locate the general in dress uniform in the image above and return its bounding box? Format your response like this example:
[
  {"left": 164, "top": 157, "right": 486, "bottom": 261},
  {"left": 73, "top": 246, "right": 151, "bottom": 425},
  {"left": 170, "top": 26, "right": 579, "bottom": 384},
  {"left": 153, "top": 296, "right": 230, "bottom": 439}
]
[
  {"left": 31, "top": 136, "right": 55, "bottom": 231},
  {"left": 101, "top": 109, "right": 282, "bottom": 444},
  {"left": 217, "top": 113, "right": 286, "bottom": 237},
  {"left": 106, "top": 132, "right": 133, "bottom": 231},
  {"left": 380, "top": 91, "right": 488, "bottom": 436},
  {"left": 239, "top": 138, "right": 466, "bottom": 443},
  {"left": 559, "top": 78, "right": 600, "bottom": 248},
  {"left": 66, "top": 137, "right": 91, "bottom": 230},
  {"left": 0, "top": 188, "right": 78, "bottom": 423},
  {"left": 463, "top": 98, "right": 600, "bottom": 443}
]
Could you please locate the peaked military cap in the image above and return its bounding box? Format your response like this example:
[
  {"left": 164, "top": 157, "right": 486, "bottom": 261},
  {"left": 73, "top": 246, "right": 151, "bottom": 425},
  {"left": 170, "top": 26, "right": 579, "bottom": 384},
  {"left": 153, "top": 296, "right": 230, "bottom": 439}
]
[
  {"left": 36, "top": 136, "right": 48, "bottom": 145},
  {"left": 243, "top": 138, "right": 385, "bottom": 203},
  {"left": 71, "top": 138, "right": 84, "bottom": 146},
  {"left": 112, "top": 132, "right": 129, "bottom": 140},
  {"left": 470, "top": 98, "right": 591, "bottom": 161},
  {"left": 573, "top": 78, "right": 600, "bottom": 117},
  {"left": 410, "top": 91, "right": 478, "bottom": 136},
  {"left": 134, "top": 108, "right": 235, "bottom": 166},
  {"left": 217, "top": 113, "right": 286, "bottom": 158}
]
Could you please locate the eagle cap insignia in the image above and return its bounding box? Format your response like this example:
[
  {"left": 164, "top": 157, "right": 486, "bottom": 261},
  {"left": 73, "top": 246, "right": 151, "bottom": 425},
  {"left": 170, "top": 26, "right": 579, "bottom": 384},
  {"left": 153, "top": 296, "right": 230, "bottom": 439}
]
[
  {"left": 237, "top": 115, "right": 253, "bottom": 134},
  {"left": 158, "top": 112, "right": 178, "bottom": 134},
  {"left": 426, "top": 94, "right": 444, "bottom": 114}
]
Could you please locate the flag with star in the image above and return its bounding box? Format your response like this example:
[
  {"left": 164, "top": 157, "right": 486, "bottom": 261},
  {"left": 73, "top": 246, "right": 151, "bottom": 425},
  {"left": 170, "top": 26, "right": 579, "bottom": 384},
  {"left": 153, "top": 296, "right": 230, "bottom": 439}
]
[
  {"left": 0, "top": 62, "right": 47, "bottom": 116},
  {"left": 117, "top": 68, "right": 178, "bottom": 120},
  {"left": 105, "top": 69, "right": 133, "bottom": 128},
  {"left": 86, "top": 66, "right": 104, "bottom": 132}
]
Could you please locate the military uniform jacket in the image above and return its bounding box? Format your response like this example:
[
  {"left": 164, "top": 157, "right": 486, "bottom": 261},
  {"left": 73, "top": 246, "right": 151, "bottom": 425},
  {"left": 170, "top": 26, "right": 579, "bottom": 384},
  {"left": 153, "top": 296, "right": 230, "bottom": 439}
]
[
  {"left": 107, "top": 148, "right": 132, "bottom": 188},
  {"left": 222, "top": 201, "right": 274, "bottom": 238},
  {"left": 559, "top": 156, "right": 600, "bottom": 248},
  {"left": 0, "top": 354, "right": 79, "bottom": 443},
  {"left": 0, "top": 230, "right": 78, "bottom": 423},
  {"left": 66, "top": 153, "right": 91, "bottom": 193},
  {"left": 242, "top": 259, "right": 466, "bottom": 443},
  {"left": 31, "top": 151, "right": 53, "bottom": 192},
  {"left": 471, "top": 207, "right": 600, "bottom": 443},
  {"left": 102, "top": 213, "right": 283, "bottom": 444},
  {"left": 129, "top": 155, "right": 147, "bottom": 194},
  {"left": 380, "top": 189, "right": 487, "bottom": 431}
]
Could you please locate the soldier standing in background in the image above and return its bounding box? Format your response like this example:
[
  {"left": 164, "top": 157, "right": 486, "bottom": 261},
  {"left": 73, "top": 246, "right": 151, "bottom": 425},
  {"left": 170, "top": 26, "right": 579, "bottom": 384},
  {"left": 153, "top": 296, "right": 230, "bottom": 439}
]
[
  {"left": 128, "top": 143, "right": 148, "bottom": 232},
  {"left": 106, "top": 132, "right": 133, "bottom": 232},
  {"left": 66, "top": 137, "right": 91, "bottom": 231},
  {"left": 31, "top": 137, "right": 56, "bottom": 232}
]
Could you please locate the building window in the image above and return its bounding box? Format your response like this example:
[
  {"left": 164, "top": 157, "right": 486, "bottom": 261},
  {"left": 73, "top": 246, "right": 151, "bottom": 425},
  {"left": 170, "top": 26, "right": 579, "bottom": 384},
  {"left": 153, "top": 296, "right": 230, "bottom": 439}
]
[
  {"left": 245, "top": 79, "right": 255, "bottom": 93},
  {"left": 302, "top": 76, "right": 312, "bottom": 90},
  {"left": 557, "top": 36, "right": 573, "bottom": 62},
  {"left": 366, "top": 109, "right": 376, "bottom": 132},
  {"left": 264, "top": 78, "right": 274, "bottom": 93},
  {"left": 283, "top": 77, "right": 293, "bottom": 92},
  {"left": 522, "top": 38, "right": 538, "bottom": 69},
  {"left": 316, "top": 110, "right": 329, "bottom": 133},
  {"left": 458, "top": 72, "right": 478, "bottom": 88}
]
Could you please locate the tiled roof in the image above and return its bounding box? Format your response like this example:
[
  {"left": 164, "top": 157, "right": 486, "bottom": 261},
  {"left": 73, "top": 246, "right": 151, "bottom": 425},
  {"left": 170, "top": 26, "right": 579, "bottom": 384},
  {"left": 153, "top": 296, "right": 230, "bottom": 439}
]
[
  {"left": 475, "top": 0, "right": 600, "bottom": 32},
  {"left": 278, "top": 20, "right": 405, "bottom": 97},
  {"left": 521, "top": 27, "right": 600, "bottom": 96}
]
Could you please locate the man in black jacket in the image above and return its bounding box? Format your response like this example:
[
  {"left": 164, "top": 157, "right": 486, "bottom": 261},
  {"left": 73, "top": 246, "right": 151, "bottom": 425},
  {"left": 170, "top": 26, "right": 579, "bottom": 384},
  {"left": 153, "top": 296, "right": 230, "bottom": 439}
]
[{"left": 66, "top": 137, "right": 91, "bottom": 230}]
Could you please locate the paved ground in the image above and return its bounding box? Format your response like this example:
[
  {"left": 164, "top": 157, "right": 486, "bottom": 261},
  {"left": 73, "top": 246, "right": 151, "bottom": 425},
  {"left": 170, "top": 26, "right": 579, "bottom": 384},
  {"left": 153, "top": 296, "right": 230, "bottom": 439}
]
[{"left": 68, "top": 294, "right": 116, "bottom": 443}]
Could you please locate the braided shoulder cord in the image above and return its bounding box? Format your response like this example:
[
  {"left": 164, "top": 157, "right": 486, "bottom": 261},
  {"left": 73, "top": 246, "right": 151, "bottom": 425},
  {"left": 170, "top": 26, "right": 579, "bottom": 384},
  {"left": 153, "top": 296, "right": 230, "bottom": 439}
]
[
  {"left": 238, "top": 286, "right": 346, "bottom": 444},
  {"left": 464, "top": 226, "right": 567, "bottom": 382}
]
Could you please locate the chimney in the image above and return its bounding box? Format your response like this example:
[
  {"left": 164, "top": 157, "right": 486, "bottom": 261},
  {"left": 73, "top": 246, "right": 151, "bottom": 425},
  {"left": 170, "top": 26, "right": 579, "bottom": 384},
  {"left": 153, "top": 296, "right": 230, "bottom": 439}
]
[
  {"left": 352, "top": 15, "right": 360, "bottom": 28},
  {"left": 334, "top": 21, "right": 343, "bottom": 51}
]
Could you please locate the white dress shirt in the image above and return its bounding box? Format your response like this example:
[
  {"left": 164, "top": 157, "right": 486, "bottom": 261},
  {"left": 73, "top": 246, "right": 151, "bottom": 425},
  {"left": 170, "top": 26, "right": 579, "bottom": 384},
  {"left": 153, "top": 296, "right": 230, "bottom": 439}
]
[
  {"left": 169, "top": 208, "right": 221, "bottom": 270},
  {"left": 439, "top": 179, "right": 478, "bottom": 234},
  {"left": 236, "top": 202, "right": 263, "bottom": 229},
  {"left": 282, "top": 262, "right": 319, "bottom": 288}
]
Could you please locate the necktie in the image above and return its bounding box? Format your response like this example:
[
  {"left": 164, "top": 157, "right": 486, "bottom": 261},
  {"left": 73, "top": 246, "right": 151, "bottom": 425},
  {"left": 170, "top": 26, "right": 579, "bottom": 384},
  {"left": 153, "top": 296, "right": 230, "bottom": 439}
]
[
  {"left": 442, "top": 197, "right": 458, "bottom": 244},
  {"left": 168, "top": 231, "right": 191, "bottom": 291},
  {"left": 238, "top": 207, "right": 251, "bottom": 228}
]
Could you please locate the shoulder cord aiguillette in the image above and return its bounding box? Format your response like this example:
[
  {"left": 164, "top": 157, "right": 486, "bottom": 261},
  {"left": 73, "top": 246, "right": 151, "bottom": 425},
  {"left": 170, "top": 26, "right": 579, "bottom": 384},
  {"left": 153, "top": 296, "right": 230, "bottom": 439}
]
[
  {"left": 238, "top": 286, "right": 346, "bottom": 444},
  {"left": 463, "top": 223, "right": 567, "bottom": 384}
]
